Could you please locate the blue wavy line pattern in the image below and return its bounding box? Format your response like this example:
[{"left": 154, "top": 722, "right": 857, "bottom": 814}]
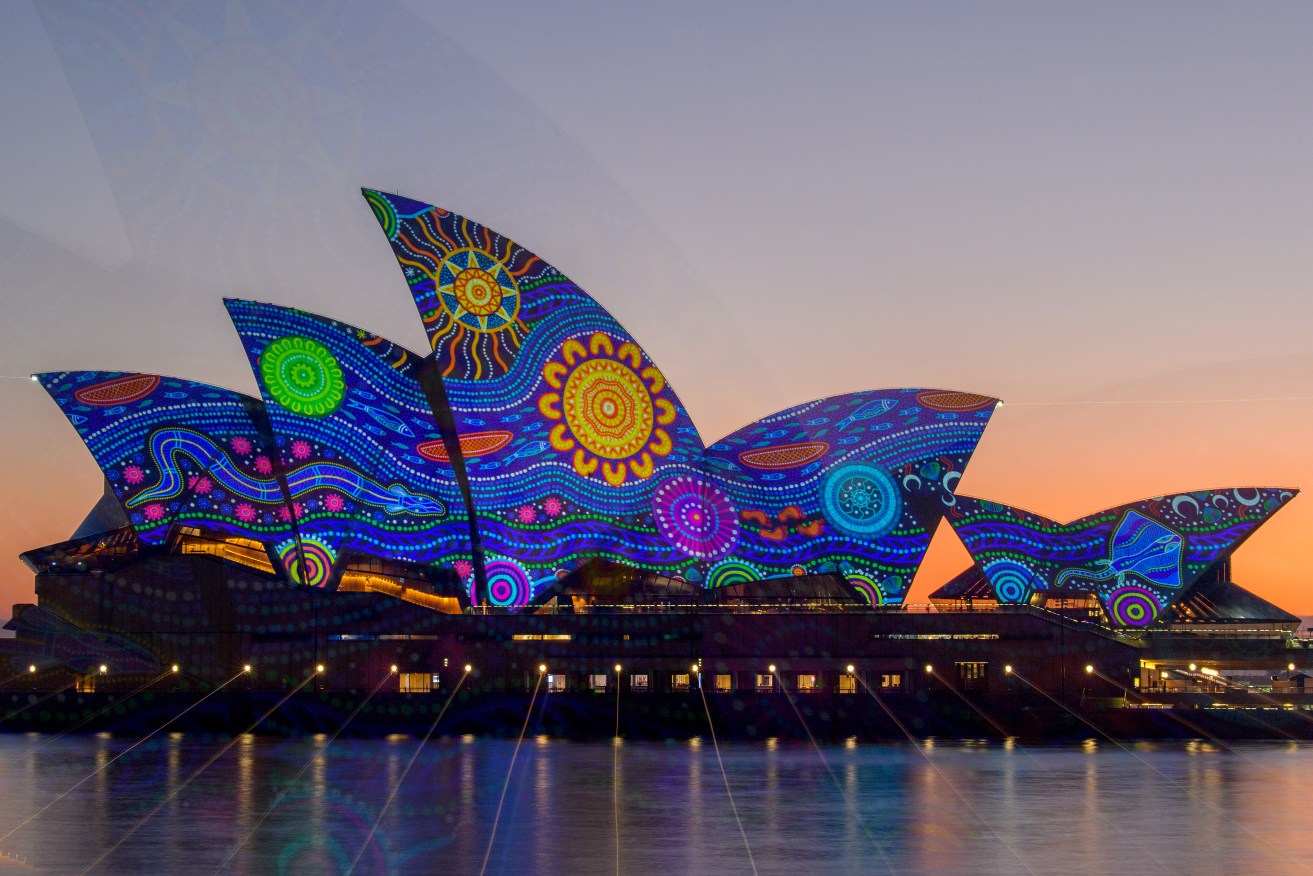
[{"left": 37, "top": 371, "right": 295, "bottom": 547}]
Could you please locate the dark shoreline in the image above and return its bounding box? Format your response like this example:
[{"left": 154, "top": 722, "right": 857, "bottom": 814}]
[{"left": 2, "top": 689, "right": 1310, "bottom": 742}]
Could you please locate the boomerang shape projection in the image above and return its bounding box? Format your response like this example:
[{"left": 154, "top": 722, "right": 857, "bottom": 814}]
[
  {"left": 946, "top": 490, "right": 1297, "bottom": 626},
  {"left": 365, "top": 190, "right": 997, "bottom": 605},
  {"left": 225, "top": 300, "right": 474, "bottom": 588},
  {"left": 37, "top": 371, "right": 296, "bottom": 551}
]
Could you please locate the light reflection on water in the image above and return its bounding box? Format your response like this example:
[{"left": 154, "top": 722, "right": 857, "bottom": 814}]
[{"left": 0, "top": 734, "right": 1309, "bottom": 874}]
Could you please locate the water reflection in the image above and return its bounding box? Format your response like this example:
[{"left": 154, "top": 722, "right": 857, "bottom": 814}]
[{"left": 0, "top": 736, "right": 1310, "bottom": 873}]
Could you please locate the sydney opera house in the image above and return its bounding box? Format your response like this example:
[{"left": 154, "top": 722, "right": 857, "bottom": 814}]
[{"left": 5, "top": 189, "right": 1308, "bottom": 736}]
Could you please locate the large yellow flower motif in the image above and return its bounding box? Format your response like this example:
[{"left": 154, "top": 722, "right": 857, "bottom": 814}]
[{"left": 538, "top": 332, "right": 677, "bottom": 486}]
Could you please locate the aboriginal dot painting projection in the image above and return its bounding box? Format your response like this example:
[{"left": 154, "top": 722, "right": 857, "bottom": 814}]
[
  {"left": 225, "top": 300, "right": 473, "bottom": 589},
  {"left": 37, "top": 372, "right": 295, "bottom": 549},
  {"left": 701, "top": 390, "right": 998, "bottom": 604},
  {"left": 947, "top": 490, "right": 1297, "bottom": 626},
  {"left": 37, "top": 186, "right": 1297, "bottom": 614},
  {"left": 365, "top": 190, "right": 712, "bottom": 604}
]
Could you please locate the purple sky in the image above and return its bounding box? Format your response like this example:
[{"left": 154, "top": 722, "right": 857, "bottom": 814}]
[{"left": 2, "top": 0, "right": 1312, "bottom": 611}]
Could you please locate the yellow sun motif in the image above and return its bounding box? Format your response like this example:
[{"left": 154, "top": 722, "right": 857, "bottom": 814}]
[
  {"left": 538, "top": 332, "right": 677, "bottom": 486},
  {"left": 435, "top": 248, "right": 521, "bottom": 333}
]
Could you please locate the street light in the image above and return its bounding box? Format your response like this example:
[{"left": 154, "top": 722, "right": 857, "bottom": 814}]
[
  {"left": 1004, "top": 665, "right": 1013, "bottom": 674},
  {"left": 846, "top": 665, "right": 855, "bottom": 674},
  {"left": 243, "top": 664, "right": 252, "bottom": 673},
  {"left": 768, "top": 664, "right": 777, "bottom": 674},
  {"left": 171, "top": 664, "right": 179, "bottom": 673},
  {"left": 316, "top": 664, "right": 325, "bottom": 673},
  {"left": 539, "top": 664, "right": 547, "bottom": 673},
  {"left": 924, "top": 664, "right": 933, "bottom": 674},
  {"left": 1085, "top": 665, "right": 1094, "bottom": 675},
  {"left": 390, "top": 664, "right": 398, "bottom": 673},
  {"left": 99, "top": 664, "right": 107, "bottom": 675},
  {"left": 465, "top": 664, "right": 473, "bottom": 673}
]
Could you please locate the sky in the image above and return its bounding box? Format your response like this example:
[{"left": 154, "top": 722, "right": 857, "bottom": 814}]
[{"left": 1, "top": 0, "right": 1312, "bottom": 613}]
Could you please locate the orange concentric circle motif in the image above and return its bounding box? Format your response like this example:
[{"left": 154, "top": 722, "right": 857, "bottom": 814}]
[
  {"left": 436, "top": 248, "right": 520, "bottom": 332},
  {"left": 562, "top": 359, "right": 653, "bottom": 460},
  {"left": 453, "top": 266, "right": 503, "bottom": 316},
  {"left": 538, "top": 332, "right": 678, "bottom": 486}
]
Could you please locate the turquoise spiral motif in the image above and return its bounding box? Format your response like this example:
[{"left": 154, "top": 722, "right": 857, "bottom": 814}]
[
  {"left": 984, "top": 559, "right": 1036, "bottom": 603},
  {"left": 820, "top": 462, "right": 902, "bottom": 538}
]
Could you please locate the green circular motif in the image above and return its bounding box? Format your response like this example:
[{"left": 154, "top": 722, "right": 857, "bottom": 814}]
[{"left": 260, "top": 337, "right": 345, "bottom": 417}]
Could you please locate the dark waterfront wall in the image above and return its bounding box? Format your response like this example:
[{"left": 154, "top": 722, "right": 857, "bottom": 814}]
[
  {"left": 19, "top": 557, "right": 1139, "bottom": 701},
  {"left": 8, "top": 556, "right": 1311, "bottom": 742}
]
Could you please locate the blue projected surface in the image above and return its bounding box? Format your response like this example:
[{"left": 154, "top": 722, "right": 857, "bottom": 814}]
[
  {"left": 366, "top": 191, "right": 997, "bottom": 604},
  {"left": 225, "top": 300, "right": 472, "bottom": 588},
  {"left": 365, "top": 190, "right": 712, "bottom": 604},
  {"left": 38, "top": 371, "right": 295, "bottom": 548},
  {"left": 39, "top": 189, "right": 1292, "bottom": 615},
  {"left": 947, "top": 490, "right": 1297, "bottom": 625},
  {"left": 703, "top": 390, "right": 997, "bottom": 603}
]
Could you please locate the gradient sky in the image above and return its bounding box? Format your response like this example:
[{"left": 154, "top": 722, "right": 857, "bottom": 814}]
[{"left": 2, "top": 1, "right": 1312, "bottom": 613}]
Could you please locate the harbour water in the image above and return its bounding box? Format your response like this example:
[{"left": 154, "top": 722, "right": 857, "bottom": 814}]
[{"left": 0, "top": 734, "right": 1309, "bottom": 874}]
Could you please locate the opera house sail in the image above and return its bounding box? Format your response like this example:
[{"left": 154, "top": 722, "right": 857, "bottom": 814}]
[{"left": 8, "top": 188, "right": 1303, "bottom": 720}]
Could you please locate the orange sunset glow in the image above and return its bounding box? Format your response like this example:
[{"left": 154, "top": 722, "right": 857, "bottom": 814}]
[{"left": 2, "top": 2, "right": 1312, "bottom": 619}]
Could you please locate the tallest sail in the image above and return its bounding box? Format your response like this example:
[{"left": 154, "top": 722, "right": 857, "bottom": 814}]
[{"left": 364, "top": 190, "right": 711, "bottom": 602}]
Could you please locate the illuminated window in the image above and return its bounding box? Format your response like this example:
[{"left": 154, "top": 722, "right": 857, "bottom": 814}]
[
  {"left": 880, "top": 673, "right": 902, "bottom": 690},
  {"left": 714, "top": 674, "right": 733, "bottom": 692},
  {"left": 546, "top": 674, "right": 566, "bottom": 692},
  {"left": 756, "top": 674, "right": 774, "bottom": 692},
  {"left": 956, "top": 662, "right": 988, "bottom": 690},
  {"left": 797, "top": 674, "right": 818, "bottom": 692},
  {"left": 399, "top": 673, "right": 431, "bottom": 693},
  {"left": 589, "top": 673, "right": 609, "bottom": 692},
  {"left": 630, "top": 673, "right": 649, "bottom": 692},
  {"left": 75, "top": 674, "right": 97, "bottom": 693},
  {"left": 838, "top": 675, "right": 857, "bottom": 694},
  {"left": 672, "top": 673, "right": 691, "bottom": 691}
]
